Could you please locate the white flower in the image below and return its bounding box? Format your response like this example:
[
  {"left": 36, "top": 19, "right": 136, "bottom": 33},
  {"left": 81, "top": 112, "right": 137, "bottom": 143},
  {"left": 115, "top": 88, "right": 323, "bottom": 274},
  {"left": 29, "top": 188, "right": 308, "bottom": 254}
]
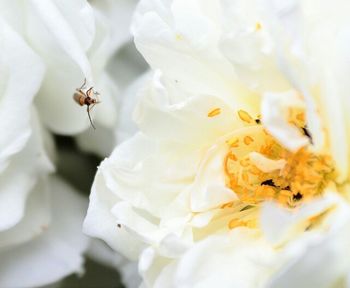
[
  {"left": 84, "top": 0, "right": 350, "bottom": 287},
  {"left": 0, "top": 0, "right": 125, "bottom": 285}
]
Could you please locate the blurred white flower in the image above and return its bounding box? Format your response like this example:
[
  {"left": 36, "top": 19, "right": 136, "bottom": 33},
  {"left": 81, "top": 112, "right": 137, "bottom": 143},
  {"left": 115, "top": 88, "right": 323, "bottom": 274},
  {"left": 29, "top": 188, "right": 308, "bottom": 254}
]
[
  {"left": 84, "top": 0, "right": 350, "bottom": 287},
  {"left": 0, "top": 176, "right": 89, "bottom": 287},
  {"left": 0, "top": 0, "right": 130, "bottom": 286}
]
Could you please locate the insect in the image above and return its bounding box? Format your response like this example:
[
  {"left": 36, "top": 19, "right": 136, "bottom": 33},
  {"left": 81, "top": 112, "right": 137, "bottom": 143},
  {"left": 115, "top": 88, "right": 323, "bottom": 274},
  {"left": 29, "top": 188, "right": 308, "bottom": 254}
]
[{"left": 73, "top": 78, "right": 100, "bottom": 129}]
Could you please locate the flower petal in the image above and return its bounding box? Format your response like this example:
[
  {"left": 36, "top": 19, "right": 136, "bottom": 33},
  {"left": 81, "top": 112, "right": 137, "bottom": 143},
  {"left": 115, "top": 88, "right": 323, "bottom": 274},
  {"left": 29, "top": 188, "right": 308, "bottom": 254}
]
[
  {"left": 0, "top": 176, "right": 89, "bottom": 288},
  {"left": 0, "top": 110, "right": 53, "bottom": 232},
  {"left": 83, "top": 168, "right": 146, "bottom": 260},
  {"left": 0, "top": 16, "right": 44, "bottom": 171}
]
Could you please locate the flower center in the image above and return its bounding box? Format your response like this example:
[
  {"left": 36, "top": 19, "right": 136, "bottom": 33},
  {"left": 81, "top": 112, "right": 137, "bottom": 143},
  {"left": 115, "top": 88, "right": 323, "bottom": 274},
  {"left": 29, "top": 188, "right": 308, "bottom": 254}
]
[{"left": 224, "top": 111, "right": 336, "bottom": 208}]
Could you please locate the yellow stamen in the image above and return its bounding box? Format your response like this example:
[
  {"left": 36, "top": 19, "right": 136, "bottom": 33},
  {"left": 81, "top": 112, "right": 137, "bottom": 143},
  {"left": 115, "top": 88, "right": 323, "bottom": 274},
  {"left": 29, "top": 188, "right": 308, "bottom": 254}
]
[
  {"left": 208, "top": 107, "right": 221, "bottom": 117},
  {"left": 238, "top": 110, "right": 253, "bottom": 123},
  {"left": 244, "top": 136, "right": 254, "bottom": 145},
  {"left": 227, "top": 138, "right": 239, "bottom": 147},
  {"left": 228, "top": 219, "right": 246, "bottom": 229},
  {"left": 221, "top": 202, "right": 234, "bottom": 209},
  {"left": 224, "top": 129, "right": 335, "bottom": 207}
]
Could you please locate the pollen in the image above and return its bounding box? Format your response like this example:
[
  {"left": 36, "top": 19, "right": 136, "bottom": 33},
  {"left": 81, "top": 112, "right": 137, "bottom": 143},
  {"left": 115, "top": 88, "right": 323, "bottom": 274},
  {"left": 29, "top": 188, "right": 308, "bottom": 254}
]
[
  {"left": 221, "top": 202, "right": 234, "bottom": 209},
  {"left": 238, "top": 109, "right": 253, "bottom": 123},
  {"left": 228, "top": 218, "right": 246, "bottom": 229},
  {"left": 255, "top": 22, "right": 262, "bottom": 31},
  {"left": 227, "top": 138, "right": 239, "bottom": 147},
  {"left": 224, "top": 129, "right": 335, "bottom": 208},
  {"left": 208, "top": 107, "right": 221, "bottom": 117},
  {"left": 244, "top": 136, "right": 254, "bottom": 145}
]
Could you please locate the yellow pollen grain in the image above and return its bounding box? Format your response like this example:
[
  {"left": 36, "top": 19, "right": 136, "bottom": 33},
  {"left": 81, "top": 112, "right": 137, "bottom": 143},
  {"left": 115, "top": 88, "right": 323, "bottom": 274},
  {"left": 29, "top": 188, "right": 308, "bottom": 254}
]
[
  {"left": 221, "top": 202, "right": 233, "bottom": 209},
  {"left": 238, "top": 110, "right": 253, "bottom": 123},
  {"left": 229, "top": 153, "right": 237, "bottom": 161},
  {"left": 296, "top": 112, "right": 305, "bottom": 122},
  {"left": 244, "top": 136, "right": 254, "bottom": 145},
  {"left": 242, "top": 172, "right": 249, "bottom": 182},
  {"left": 228, "top": 218, "right": 246, "bottom": 229},
  {"left": 227, "top": 138, "right": 239, "bottom": 147},
  {"left": 208, "top": 107, "right": 221, "bottom": 118},
  {"left": 255, "top": 22, "right": 262, "bottom": 31},
  {"left": 240, "top": 158, "right": 250, "bottom": 167}
]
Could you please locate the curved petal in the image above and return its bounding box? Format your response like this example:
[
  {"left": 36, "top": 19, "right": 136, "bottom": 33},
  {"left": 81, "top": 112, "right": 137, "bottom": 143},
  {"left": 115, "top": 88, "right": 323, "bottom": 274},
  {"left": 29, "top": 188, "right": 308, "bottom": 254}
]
[
  {"left": 134, "top": 71, "right": 244, "bottom": 144},
  {"left": 0, "top": 16, "right": 44, "bottom": 171},
  {"left": 90, "top": 0, "right": 138, "bottom": 55},
  {"left": 219, "top": 0, "right": 290, "bottom": 92},
  {"left": 267, "top": 198, "right": 350, "bottom": 288},
  {"left": 132, "top": 0, "right": 244, "bottom": 105},
  {"left": 83, "top": 169, "right": 146, "bottom": 260},
  {"left": 152, "top": 230, "right": 275, "bottom": 288},
  {"left": 116, "top": 71, "right": 152, "bottom": 144},
  {"left": 27, "top": 0, "right": 95, "bottom": 134},
  {"left": 0, "top": 180, "right": 50, "bottom": 250},
  {"left": 0, "top": 176, "right": 90, "bottom": 288},
  {"left": 0, "top": 110, "right": 53, "bottom": 232}
]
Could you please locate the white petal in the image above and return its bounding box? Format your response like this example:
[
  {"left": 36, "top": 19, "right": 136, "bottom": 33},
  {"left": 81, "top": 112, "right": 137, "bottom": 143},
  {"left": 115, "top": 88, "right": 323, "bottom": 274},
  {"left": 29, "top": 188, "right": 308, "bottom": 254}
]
[
  {"left": 267, "top": 198, "right": 350, "bottom": 288},
  {"left": 29, "top": 0, "right": 93, "bottom": 79},
  {"left": 0, "top": 111, "right": 53, "bottom": 232},
  {"left": 262, "top": 90, "right": 309, "bottom": 151},
  {"left": 0, "top": 176, "right": 89, "bottom": 288},
  {"left": 27, "top": 0, "right": 96, "bottom": 134},
  {"left": 116, "top": 71, "right": 152, "bottom": 144},
  {"left": 132, "top": 0, "right": 241, "bottom": 105},
  {"left": 219, "top": 0, "right": 290, "bottom": 92},
  {"left": 90, "top": 0, "right": 138, "bottom": 54},
  {"left": 173, "top": 231, "right": 274, "bottom": 288},
  {"left": 101, "top": 132, "right": 196, "bottom": 217},
  {"left": 93, "top": 73, "right": 118, "bottom": 128},
  {"left": 83, "top": 169, "right": 146, "bottom": 260},
  {"left": 260, "top": 192, "right": 343, "bottom": 245},
  {"left": 249, "top": 152, "right": 286, "bottom": 173},
  {"left": 0, "top": 17, "right": 44, "bottom": 171},
  {"left": 0, "top": 180, "right": 50, "bottom": 250},
  {"left": 134, "top": 71, "right": 241, "bottom": 144},
  {"left": 111, "top": 201, "right": 163, "bottom": 244},
  {"left": 190, "top": 141, "right": 238, "bottom": 212}
]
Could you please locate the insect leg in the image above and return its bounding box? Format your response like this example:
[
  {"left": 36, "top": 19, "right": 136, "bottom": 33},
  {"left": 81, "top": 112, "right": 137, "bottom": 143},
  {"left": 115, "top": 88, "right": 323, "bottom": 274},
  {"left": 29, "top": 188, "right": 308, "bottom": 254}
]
[
  {"left": 89, "top": 103, "right": 97, "bottom": 112},
  {"left": 79, "top": 78, "right": 87, "bottom": 90},
  {"left": 86, "top": 87, "right": 94, "bottom": 97},
  {"left": 87, "top": 105, "right": 96, "bottom": 130}
]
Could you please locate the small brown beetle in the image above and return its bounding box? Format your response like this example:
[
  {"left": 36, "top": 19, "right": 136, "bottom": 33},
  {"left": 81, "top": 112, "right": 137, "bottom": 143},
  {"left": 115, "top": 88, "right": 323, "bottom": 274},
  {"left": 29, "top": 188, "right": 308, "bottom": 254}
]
[{"left": 73, "top": 78, "right": 100, "bottom": 129}]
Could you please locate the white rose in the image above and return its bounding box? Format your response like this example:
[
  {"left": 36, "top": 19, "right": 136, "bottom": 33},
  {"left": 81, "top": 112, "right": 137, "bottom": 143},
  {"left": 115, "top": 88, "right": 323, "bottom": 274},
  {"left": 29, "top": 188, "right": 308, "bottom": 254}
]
[
  {"left": 85, "top": 0, "right": 350, "bottom": 287},
  {"left": 0, "top": 0, "right": 123, "bottom": 285}
]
